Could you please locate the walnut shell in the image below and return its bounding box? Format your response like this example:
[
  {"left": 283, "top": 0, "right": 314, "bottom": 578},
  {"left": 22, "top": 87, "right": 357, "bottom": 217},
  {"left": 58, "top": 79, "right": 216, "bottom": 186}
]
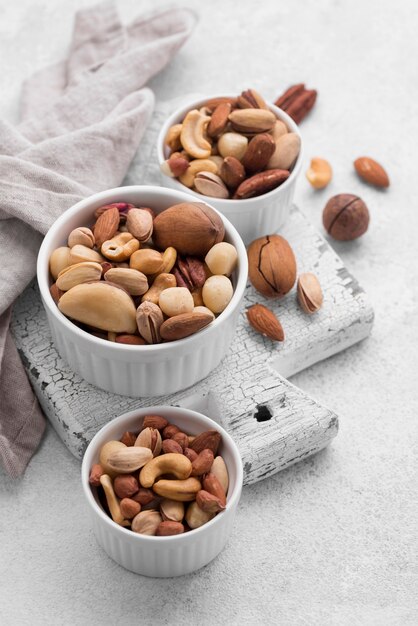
[
  {"left": 247, "top": 235, "right": 297, "bottom": 298},
  {"left": 153, "top": 202, "right": 225, "bottom": 257}
]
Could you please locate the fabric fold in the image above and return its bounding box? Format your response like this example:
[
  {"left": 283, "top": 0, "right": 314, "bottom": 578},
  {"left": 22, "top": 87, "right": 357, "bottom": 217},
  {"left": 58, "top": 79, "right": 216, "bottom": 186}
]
[{"left": 0, "top": 1, "right": 197, "bottom": 477}]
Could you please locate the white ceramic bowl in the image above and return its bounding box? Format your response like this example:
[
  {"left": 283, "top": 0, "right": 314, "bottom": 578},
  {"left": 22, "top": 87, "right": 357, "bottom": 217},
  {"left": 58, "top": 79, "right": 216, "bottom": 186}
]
[
  {"left": 37, "top": 186, "right": 248, "bottom": 397},
  {"left": 81, "top": 405, "right": 243, "bottom": 577},
  {"left": 157, "top": 94, "right": 303, "bottom": 245}
]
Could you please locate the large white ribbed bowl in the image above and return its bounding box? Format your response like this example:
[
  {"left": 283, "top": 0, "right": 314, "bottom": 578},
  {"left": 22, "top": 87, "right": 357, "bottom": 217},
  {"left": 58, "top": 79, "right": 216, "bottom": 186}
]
[
  {"left": 81, "top": 406, "right": 243, "bottom": 577},
  {"left": 157, "top": 94, "right": 303, "bottom": 245},
  {"left": 37, "top": 186, "right": 248, "bottom": 397}
]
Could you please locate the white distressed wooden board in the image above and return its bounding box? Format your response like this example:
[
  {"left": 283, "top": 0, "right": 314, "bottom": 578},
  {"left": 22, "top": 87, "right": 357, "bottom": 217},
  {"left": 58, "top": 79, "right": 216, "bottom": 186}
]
[{"left": 10, "top": 100, "right": 374, "bottom": 485}]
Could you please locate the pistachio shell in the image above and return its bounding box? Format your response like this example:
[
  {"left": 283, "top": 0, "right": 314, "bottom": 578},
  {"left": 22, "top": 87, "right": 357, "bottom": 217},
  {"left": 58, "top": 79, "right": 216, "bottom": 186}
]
[
  {"left": 104, "top": 267, "right": 148, "bottom": 296},
  {"left": 58, "top": 282, "right": 137, "bottom": 333},
  {"left": 297, "top": 272, "right": 323, "bottom": 314},
  {"left": 56, "top": 262, "right": 102, "bottom": 291}
]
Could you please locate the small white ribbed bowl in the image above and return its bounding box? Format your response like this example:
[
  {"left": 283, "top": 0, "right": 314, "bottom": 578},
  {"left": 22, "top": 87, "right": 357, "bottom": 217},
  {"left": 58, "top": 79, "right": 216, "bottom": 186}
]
[
  {"left": 157, "top": 94, "right": 303, "bottom": 245},
  {"left": 81, "top": 406, "right": 243, "bottom": 577},
  {"left": 37, "top": 186, "right": 248, "bottom": 397}
]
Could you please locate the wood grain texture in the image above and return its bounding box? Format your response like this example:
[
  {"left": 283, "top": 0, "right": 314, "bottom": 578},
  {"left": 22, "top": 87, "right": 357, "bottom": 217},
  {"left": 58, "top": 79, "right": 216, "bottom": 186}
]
[{"left": 10, "top": 100, "right": 374, "bottom": 485}]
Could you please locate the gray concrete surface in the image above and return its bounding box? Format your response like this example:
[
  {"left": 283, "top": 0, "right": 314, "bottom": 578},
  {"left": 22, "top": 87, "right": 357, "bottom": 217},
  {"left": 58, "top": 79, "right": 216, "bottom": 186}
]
[{"left": 0, "top": 0, "right": 417, "bottom": 624}]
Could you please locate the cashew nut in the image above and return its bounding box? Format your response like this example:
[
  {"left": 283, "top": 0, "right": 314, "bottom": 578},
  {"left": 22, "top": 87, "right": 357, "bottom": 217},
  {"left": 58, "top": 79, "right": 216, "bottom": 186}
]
[
  {"left": 165, "top": 123, "right": 183, "bottom": 152},
  {"left": 153, "top": 477, "right": 201, "bottom": 501},
  {"left": 306, "top": 157, "right": 333, "bottom": 189},
  {"left": 99, "top": 474, "right": 130, "bottom": 527},
  {"left": 141, "top": 273, "right": 177, "bottom": 305},
  {"left": 180, "top": 109, "right": 212, "bottom": 159},
  {"left": 152, "top": 247, "right": 177, "bottom": 277},
  {"left": 101, "top": 232, "right": 140, "bottom": 262},
  {"left": 139, "top": 453, "right": 192, "bottom": 488},
  {"left": 179, "top": 159, "right": 218, "bottom": 188}
]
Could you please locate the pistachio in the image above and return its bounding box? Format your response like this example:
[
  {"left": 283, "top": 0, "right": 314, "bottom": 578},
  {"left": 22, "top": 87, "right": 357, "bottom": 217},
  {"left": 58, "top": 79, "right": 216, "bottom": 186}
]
[
  {"left": 101, "top": 232, "right": 140, "bottom": 262},
  {"left": 58, "top": 282, "right": 137, "bottom": 333},
  {"left": 56, "top": 261, "right": 102, "bottom": 291},
  {"left": 202, "top": 275, "right": 233, "bottom": 313},
  {"left": 69, "top": 244, "right": 104, "bottom": 265},
  {"left": 159, "top": 287, "right": 194, "bottom": 317},
  {"left": 207, "top": 155, "right": 224, "bottom": 174},
  {"left": 131, "top": 510, "right": 162, "bottom": 536},
  {"left": 99, "top": 440, "right": 127, "bottom": 477},
  {"left": 130, "top": 249, "right": 163, "bottom": 275},
  {"left": 267, "top": 132, "right": 301, "bottom": 170},
  {"left": 136, "top": 301, "right": 164, "bottom": 344},
  {"left": 217, "top": 132, "right": 248, "bottom": 161},
  {"left": 228, "top": 108, "right": 276, "bottom": 133},
  {"left": 297, "top": 272, "right": 323, "bottom": 314},
  {"left": 49, "top": 246, "right": 72, "bottom": 280},
  {"left": 126, "top": 208, "right": 153, "bottom": 242},
  {"left": 160, "top": 499, "right": 185, "bottom": 522},
  {"left": 104, "top": 267, "right": 148, "bottom": 296},
  {"left": 180, "top": 109, "right": 212, "bottom": 159},
  {"left": 178, "top": 158, "right": 218, "bottom": 188},
  {"left": 67, "top": 227, "right": 95, "bottom": 248},
  {"left": 185, "top": 501, "right": 215, "bottom": 529},
  {"left": 141, "top": 273, "right": 177, "bottom": 305},
  {"left": 194, "top": 171, "right": 229, "bottom": 199}
]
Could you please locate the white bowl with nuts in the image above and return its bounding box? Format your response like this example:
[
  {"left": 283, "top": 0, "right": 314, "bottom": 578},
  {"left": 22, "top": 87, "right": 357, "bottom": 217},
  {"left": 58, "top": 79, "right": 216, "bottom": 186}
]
[
  {"left": 81, "top": 405, "right": 243, "bottom": 577},
  {"left": 157, "top": 90, "right": 303, "bottom": 244},
  {"left": 37, "top": 186, "right": 248, "bottom": 397}
]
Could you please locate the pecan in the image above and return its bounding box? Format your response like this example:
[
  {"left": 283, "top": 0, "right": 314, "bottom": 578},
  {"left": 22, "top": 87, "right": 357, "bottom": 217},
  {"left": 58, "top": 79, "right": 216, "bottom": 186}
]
[
  {"left": 173, "top": 257, "right": 206, "bottom": 290},
  {"left": 233, "top": 169, "right": 290, "bottom": 199},
  {"left": 274, "top": 83, "right": 317, "bottom": 124},
  {"left": 237, "top": 89, "right": 268, "bottom": 109}
]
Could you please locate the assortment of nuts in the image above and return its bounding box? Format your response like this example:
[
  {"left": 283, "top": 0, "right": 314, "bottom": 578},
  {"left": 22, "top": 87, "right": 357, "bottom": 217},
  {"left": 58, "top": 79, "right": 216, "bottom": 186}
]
[
  {"left": 89, "top": 415, "right": 229, "bottom": 535},
  {"left": 246, "top": 234, "right": 324, "bottom": 342},
  {"left": 49, "top": 202, "right": 239, "bottom": 344},
  {"left": 161, "top": 88, "right": 301, "bottom": 200}
]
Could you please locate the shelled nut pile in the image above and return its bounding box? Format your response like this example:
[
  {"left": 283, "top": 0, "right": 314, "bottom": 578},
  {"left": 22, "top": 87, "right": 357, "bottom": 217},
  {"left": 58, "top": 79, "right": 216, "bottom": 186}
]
[
  {"left": 49, "top": 201, "right": 239, "bottom": 344},
  {"left": 89, "top": 415, "right": 229, "bottom": 535},
  {"left": 161, "top": 89, "right": 301, "bottom": 200}
]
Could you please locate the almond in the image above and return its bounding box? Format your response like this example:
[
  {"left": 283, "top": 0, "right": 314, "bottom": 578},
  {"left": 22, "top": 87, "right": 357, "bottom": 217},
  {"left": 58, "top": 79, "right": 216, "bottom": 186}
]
[
  {"left": 242, "top": 133, "right": 276, "bottom": 173},
  {"left": 220, "top": 156, "right": 246, "bottom": 189},
  {"left": 189, "top": 430, "right": 221, "bottom": 455},
  {"left": 160, "top": 311, "right": 213, "bottom": 342},
  {"left": 93, "top": 206, "right": 120, "bottom": 248},
  {"left": 246, "top": 303, "right": 284, "bottom": 342},
  {"left": 207, "top": 102, "right": 232, "bottom": 138},
  {"left": 354, "top": 157, "right": 389, "bottom": 188}
]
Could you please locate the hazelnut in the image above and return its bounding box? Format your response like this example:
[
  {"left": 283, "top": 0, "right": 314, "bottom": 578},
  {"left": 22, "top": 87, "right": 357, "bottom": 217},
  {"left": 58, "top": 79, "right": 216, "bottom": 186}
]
[{"left": 323, "top": 194, "right": 369, "bottom": 241}]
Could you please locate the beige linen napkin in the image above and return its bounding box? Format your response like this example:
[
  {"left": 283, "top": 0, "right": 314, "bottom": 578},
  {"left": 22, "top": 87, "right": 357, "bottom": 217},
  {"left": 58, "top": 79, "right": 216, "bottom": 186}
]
[{"left": 0, "top": 1, "right": 196, "bottom": 477}]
